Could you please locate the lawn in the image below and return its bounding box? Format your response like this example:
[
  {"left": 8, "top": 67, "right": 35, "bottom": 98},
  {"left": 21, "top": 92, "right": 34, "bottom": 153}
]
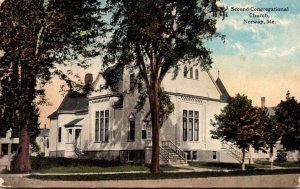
[
  {"left": 28, "top": 169, "right": 300, "bottom": 181},
  {"left": 188, "top": 161, "right": 300, "bottom": 170},
  {"left": 30, "top": 156, "right": 178, "bottom": 173}
]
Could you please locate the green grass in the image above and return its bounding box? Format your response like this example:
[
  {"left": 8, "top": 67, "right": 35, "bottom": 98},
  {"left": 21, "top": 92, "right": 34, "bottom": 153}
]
[
  {"left": 35, "top": 164, "right": 150, "bottom": 173},
  {"left": 28, "top": 169, "right": 300, "bottom": 181},
  {"left": 273, "top": 161, "right": 300, "bottom": 167},
  {"left": 188, "top": 161, "right": 256, "bottom": 169}
]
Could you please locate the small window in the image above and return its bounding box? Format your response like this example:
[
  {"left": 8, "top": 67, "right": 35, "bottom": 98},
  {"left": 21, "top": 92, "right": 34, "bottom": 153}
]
[
  {"left": 255, "top": 149, "right": 259, "bottom": 153},
  {"left": 185, "top": 151, "right": 191, "bottom": 160},
  {"left": 128, "top": 120, "right": 135, "bottom": 141},
  {"left": 183, "top": 66, "right": 188, "bottom": 78},
  {"left": 212, "top": 151, "right": 217, "bottom": 159},
  {"left": 189, "top": 67, "right": 193, "bottom": 79},
  {"left": 58, "top": 127, "right": 62, "bottom": 143},
  {"left": 128, "top": 151, "right": 134, "bottom": 162},
  {"left": 129, "top": 73, "right": 135, "bottom": 91},
  {"left": 142, "top": 130, "right": 147, "bottom": 139},
  {"left": 195, "top": 69, "right": 199, "bottom": 80},
  {"left": 46, "top": 138, "right": 49, "bottom": 148},
  {"left": 192, "top": 151, "right": 197, "bottom": 160}
]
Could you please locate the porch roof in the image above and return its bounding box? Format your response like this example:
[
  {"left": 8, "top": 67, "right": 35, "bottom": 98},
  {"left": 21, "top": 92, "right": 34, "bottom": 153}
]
[{"left": 64, "top": 118, "right": 84, "bottom": 127}]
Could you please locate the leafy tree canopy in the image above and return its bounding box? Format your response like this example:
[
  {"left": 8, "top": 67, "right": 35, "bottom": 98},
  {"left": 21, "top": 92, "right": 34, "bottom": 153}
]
[
  {"left": 211, "top": 94, "right": 268, "bottom": 151},
  {"left": 274, "top": 91, "right": 300, "bottom": 151},
  {"left": 103, "top": 0, "right": 227, "bottom": 173}
]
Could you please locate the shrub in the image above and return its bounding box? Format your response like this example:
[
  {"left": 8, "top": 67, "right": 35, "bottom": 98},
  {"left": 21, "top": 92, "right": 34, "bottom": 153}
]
[
  {"left": 30, "top": 156, "right": 120, "bottom": 171},
  {"left": 275, "top": 150, "right": 287, "bottom": 163}
]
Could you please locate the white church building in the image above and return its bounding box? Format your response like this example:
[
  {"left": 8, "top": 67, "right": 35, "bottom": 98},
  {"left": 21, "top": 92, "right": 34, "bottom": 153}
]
[{"left": 47, "top": 66, "right": 267, "bottom": 164}]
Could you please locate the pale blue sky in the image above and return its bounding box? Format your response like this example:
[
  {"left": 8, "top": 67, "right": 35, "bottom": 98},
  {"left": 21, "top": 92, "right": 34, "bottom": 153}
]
[{"left": 206, "top": 0, "right": 300, "bottom": 107}]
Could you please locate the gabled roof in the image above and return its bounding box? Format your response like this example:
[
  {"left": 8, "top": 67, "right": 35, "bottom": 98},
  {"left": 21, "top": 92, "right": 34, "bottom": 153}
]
[
  {"left": 215, "top": 77, "right": 230, "bottom": 101},
  {"left": 47, "top": 92, "right": 88, "bottom": 120}
]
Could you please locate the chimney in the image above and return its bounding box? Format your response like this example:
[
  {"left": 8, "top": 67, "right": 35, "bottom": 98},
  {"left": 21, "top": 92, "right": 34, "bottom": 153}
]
[
  {"left": 84, "top": 73, "right": 93, "bottom": 85},
  {"left": 261, "top": 97, "right": 265, "bottom": 108}
]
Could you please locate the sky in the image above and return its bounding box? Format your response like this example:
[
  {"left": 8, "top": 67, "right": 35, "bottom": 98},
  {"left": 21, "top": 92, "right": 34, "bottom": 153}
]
[{"left": 1, "top": 0, "right": 298, "bottom": 127}]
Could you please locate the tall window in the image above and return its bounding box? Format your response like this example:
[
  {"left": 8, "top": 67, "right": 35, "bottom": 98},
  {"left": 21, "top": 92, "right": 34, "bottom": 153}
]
[
  {"left": 183, "top": 110, "right": 199, "bottom": 141},
  {"left": 194, "top": 111, "right": 199, "bottom": 141},
  {"left": 188, "top": 111, "right": 193, "bottom": 141},
  {"left": 128, "top": 120, "right": 135, "bottom": 141},
  {"left": 58, "top": 127, "right": 62, "bottom": 143},
  {"left": 189, "top": 67, "right": 193, "bottom": 79},
  {"left": 95, "top": 110, "right": 109, "bottom": 142},
  {"left": 129, "top": 73, "right": 135, "bottom": 91},
  {"left": 183, "top": 110, "right": 187, "bottom": 141},
  {"left": 95, "top": 111, "right": 99, "bottom": 141},
  {"left": 195, "top": 69, "right": 199, "bottom": 80},
  {"left": 183, "top": 66, "right": 188, "bottom": 78},
  {"left": 105, "top": 110, "right": 109, "bottom": 142}
]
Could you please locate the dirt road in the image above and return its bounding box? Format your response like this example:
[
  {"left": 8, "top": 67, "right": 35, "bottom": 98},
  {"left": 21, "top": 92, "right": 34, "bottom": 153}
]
[{"left": 1, "top": 173, "right": 299, "bottom": 188}]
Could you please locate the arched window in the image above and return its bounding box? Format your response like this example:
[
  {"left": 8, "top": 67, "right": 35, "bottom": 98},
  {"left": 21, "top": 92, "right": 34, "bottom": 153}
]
[
  {"left": 189, "top": 67, "right": 193, "bottom": 79},
  {"left": 183, "top": 66, "right": 188, "bottom": 78},
  {"left": 195, "top": 69, "right": 199, "bottom": 80},
  {"left": 128, "top": 113, "right": 135, "bottom": 141}
]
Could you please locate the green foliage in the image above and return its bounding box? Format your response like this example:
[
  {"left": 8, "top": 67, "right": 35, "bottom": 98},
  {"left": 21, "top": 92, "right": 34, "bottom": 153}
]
[
  {"left": 0, "top": 0, "right": 105, "bottom": 172},
  {"left": 274, "top": 91, "right": 300, "bottom": 151},
  {"left": 211, "top": 94, "right": 268, "bottom": 151},
  {"left": 30, "top": 156, "right": 120, "bottom": 171},
  {"left": 275, "top": 150, "right": 287, "bottom": 163}
]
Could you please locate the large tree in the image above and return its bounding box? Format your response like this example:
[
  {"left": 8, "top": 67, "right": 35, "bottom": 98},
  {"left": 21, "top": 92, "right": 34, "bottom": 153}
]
[
  {"left": 211, "top": 94, "right": 268, "bottom": 170},
  {"left": 104, "top": 0, "right": 226, "bottom": 173},
  {"left": 0, "top": 0, "right": 105, "bottom": 173},
  {"left": 274, "top": 91, "right": 300, "bottom": 152}
]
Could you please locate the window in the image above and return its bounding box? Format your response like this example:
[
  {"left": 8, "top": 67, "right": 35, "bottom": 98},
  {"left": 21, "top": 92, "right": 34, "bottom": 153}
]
[
  {"left": 95, "top": 110, "right": 109, "bottom": 142},
  {"left": 128, "top": 120, "right": 135, "bottom": 141},
  {"left": 142, "top": 130, "right": 147, "bottom": 139},
  {"left": 58, "top": 127, "right": 62, "bottom": 143},
  {"left": 183, "top": 66, "right": 188, "bottom": 78},
  {"left": 185, "top": 151, "right": 191, "bottom": 160},
  {"left": 189, "top": 67, "right": 193, "bottom": 78},
  {"left": 195, "top": 69, "right": 199, "bottom": 80},
  {"left": 213, "top": 151, "right": 217, "bottom": 159},
  {"left": 192, "top": 151, "right": 197, "bottom": 160},
  {"left": 183, "top": 110, "right": 199, "bottom": 141},
  {"left": 254, "top": 149, "right": 259, "bottom": 153},
  {"left": 188, "top": 111, "right": 193, "bottom": 141},
  {"left": 105, "top": 110, "right": 109, "bottom": 142},
  {"left": 128, "top": 151, "right": 134, "bottom": 162},
  {"left": 67, "top": 129, "right": 73, "bottom": 143},
  {"left": 194, "top": 111, "right": 199, "bottom": 141},
  {"left": 183, "top": 110, "right": 187, "bottom": 141},
  {"left": 129, "top": 73, "right": 135, "bottom": 91},
  {"left": 95, "top": 111, "right": 99, "bottom": 141}
]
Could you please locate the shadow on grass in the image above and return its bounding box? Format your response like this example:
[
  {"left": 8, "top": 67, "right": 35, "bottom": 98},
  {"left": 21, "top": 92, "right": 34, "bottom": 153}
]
[{"left": 27, "top": 169, "right": 300, "bottom": 181}]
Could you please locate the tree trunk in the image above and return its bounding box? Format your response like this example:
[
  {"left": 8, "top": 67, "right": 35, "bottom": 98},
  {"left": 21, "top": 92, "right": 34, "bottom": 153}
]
[
  {"left": 241, "top": 147, "right": 245, "bottom": 171},
  {"left": 149, "top": 80, "right": 160, "bottom": 174},
  {"left": 14, "top": 111, "right": 31, "bottom": 173}
]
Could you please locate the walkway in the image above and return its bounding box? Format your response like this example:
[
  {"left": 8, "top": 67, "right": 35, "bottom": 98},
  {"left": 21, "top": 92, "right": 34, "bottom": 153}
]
[{"left": 0, "top": 172, "right": 299, "bottom": 188}]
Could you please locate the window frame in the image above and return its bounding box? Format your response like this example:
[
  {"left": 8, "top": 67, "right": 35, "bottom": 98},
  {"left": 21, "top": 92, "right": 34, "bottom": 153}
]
[
  {"left": 128, "top": 119, "right": 135, "bottom": 141},
  {"left": 95, "top": 110, "right": 109, "bottom": 142},
  {"left": 58, "top": 127, "right": 62, "bottom": 143}
]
